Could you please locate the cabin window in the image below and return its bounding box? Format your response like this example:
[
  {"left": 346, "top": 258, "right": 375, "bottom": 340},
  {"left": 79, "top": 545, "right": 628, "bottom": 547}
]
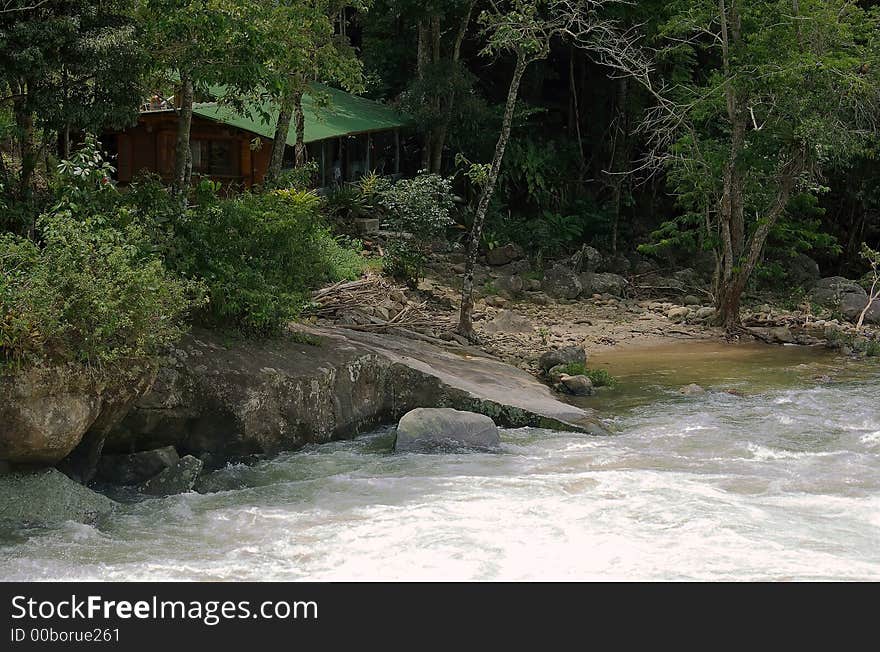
[{"left": 190, "top": 139, "right": 239, "bottom": 177}]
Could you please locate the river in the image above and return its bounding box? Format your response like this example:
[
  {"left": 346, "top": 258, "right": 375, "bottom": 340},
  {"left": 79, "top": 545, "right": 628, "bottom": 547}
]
[{"left": 1, "top": 342, "right": 878, "bottom": 581}]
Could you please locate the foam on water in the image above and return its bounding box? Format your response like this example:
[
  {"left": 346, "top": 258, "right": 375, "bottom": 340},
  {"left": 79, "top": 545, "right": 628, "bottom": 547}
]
[{"left": 1, "top": 348, "right": 878, "bottom": 581}]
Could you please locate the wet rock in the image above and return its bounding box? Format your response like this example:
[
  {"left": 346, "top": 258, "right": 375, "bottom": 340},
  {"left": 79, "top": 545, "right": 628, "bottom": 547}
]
[
  {"left": 139, "top": 455, "right": 203, "bottom": 496},
  {"left": 538, "top": 346, "right": 587, "bottom": 373},
  {"left": 679, "top": 384, "right": 705, "bottom": 395},
  {"left": 484, "top": 310, "right": 534, "bottom": 334},
  {"left": 667, "top": 307, "right": 691, "bottom": 323},
  {"left": 560, "top": 374, "right": 594, "bottom": 396},
  {"left": 394, "top": 408, "right": 500, "bottom": 452},
  {"left": 0, "top": 469, "right": 116, "bottom": 527},
  {"left": 543, "top": 265, "right": 583, "bottom": 300},
  {"left": 96, "top": 446, "right": 180, "bottom": 486},
  {"left": 486, "top": 243, "right": 524, "bottom": 266}
]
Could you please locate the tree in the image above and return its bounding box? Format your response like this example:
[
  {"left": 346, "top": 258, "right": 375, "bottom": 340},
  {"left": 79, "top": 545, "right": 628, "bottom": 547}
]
[
  {"left": 644, "top": 0, "right": 880, "bottom": 330},
  {"left": 456, "top": 0, "right": 646, "bottom": 337},
  {"left": 0, "top": 0, "right": 145, "bottom": 199},
  {"left": 137, "top": 0, "right": 272, "bottom": 199},
  {"left": 856, "top": 243, "right": 880, "bottom": 330},
  {"left": 263, "top": 1, "right": 364, "bottom": 184}
]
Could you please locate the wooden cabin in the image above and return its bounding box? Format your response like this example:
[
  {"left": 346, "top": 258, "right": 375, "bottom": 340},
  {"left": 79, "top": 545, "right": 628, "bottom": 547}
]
[{"left": 103, "top": 84, "right": 411, "bottom": 189}]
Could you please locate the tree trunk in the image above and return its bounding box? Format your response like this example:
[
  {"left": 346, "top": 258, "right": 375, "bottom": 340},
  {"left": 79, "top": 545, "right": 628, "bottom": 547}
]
[
  {"left": 12, "top": 83, "right": 35, "bottom": 200},
  {"left": 266, "top": 91, "right": 295, "bottom": 184},
  {"left": 715, "top": 155, "right": 803, "bottom": 329},
  {"left": 172, "top": 73, "right": 194, "bottom": 199},
  {"left": 457, "top": 54, "right": 529, "bottom": 338},
  {"left": 417, "top": 20, "right": 432, "bottom": 170},
  {"left": 293, "top": 90, "right": 306, "bottom": 167}
]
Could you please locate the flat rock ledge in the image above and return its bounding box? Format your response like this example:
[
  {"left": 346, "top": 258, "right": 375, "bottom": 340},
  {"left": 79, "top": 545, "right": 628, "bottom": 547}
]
[{"left": 106, "top": 326, "right": 609, "bottom": 463}]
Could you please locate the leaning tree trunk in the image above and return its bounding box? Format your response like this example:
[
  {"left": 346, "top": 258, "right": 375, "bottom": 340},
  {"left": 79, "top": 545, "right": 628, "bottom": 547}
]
[
  {"left": 172, "top": 73, "right": 194, "bottom": 200},
  {"left": 456, "top": 54, "right": 529, "bottom": 338},
  {"left": 293, "top": 91, "right": 306, "bottom": 167},
  {"left": 266, "top": 91, "right": 295, "bottom": 184},
  {"left": 715, "top": 157, "right": 802, "bottom": 329}
]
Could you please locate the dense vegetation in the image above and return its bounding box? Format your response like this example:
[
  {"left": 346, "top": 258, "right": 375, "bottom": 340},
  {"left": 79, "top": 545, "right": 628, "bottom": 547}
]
[{"left": 1, "top": 0, "right": 879, "bottom": 366}]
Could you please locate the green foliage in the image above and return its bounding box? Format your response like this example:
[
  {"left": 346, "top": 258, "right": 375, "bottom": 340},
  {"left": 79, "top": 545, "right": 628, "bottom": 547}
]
[
  {"left": 0, "top": 211, "right": 197, "bottom": 368},
  {"left": 262, "top": 162, "right": 319, "bottom": 191},
  {"left": 379, "top": 174, "right": 455, "bottom": 287},
  {"left": 559, "top": 362, "right": 617, "bottom": 388},
  {"left": 172, "top": 189, "right": 365, "bottom": 334}
]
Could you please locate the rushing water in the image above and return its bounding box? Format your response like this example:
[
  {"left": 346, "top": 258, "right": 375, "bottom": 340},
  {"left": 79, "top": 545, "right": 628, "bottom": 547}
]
[{"left": 1, "top": 342, "right": 878, "bottom": 581}]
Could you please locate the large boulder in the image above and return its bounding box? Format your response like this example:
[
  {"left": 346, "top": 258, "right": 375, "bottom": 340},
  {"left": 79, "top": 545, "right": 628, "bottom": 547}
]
[
  {"left": 95, "top": 446, "right": 180, "bottom": 486},
  {"left": 543, "top": 264, "right": 583, "bottom": 299},
  {"left": 577, "top": 246, "right": 606, "bottom": 272},
  {"left": 787, "top": 253, "right": 821, "bottom": 290},
  {"left": 495, "top": 274, "right": 524, "bottom": 298},
  {"left": 394, "top": 408, "right": 500, "bottom": 452},
  {"left": 538, "top": 346, "right": 587, "bottom": 373},
  {"left": 138, "top": 455, "right": 203, "bottom": 496},
  {"left": 485, "top": 243, "right": 524, "bottom": 266},
  {"left": 0, "top": 469, "right": 116, "bottom": 527},
  {"left": 589, "top": 272, "right": 628, "bottom": 297},
  {"left": 483, "top": 310, "right": 534, "bottom": 334},
  {"left": 560, "top": 374, "right": 594, "bottom": 396},
  {"left": 0, "top": 364, "right": 154, "bottom": 470},
  {"left": 810, "top": 277, "right": 878, "bottom": 323}
]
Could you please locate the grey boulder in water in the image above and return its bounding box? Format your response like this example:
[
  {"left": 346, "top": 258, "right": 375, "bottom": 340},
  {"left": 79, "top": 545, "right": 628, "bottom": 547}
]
[
  {"left": 0, "top": 468, "right": 116, "bottom": 527},
  {"left": 394, "top": 408, "right": 500, "bottom": 453}
]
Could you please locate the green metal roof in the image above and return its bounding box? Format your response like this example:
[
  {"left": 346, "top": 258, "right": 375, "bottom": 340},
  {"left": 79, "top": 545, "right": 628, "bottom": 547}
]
[{"left": 191, "top": 84, "right": 410, "bottom": 145}]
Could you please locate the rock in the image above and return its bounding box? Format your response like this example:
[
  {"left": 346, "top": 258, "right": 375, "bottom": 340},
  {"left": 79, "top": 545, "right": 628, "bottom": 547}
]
[
  {"left": 0, "top": 469, "right": 116, "bottom": 527},
  {"left": 0, "top": 364, "right": 153, "bottom": 467},
  {"left": 667, "top": 307, "right": 691, "bottom": 323},
  {"left": 484, "top": 310, "right": 534, "bottom": 334},
  {"left": 109, "top": 328, "right": 609, "bottom": 459},
  {"left": 842, "top": 294, "right": 880, "bottom": 324},
  {"left": 486, "top": 243, "right": 524, "bottom": 266},
  {"left": 769, "top": 326, "right": 796, "bottom": 344},
  {"left": 451, "top": 263, "right": 467, "bottom": 274},
  {"left": 485, "top": 295, "right": 509, "bottom": 308},
  {"left": 810, "top": 277, "right": 868, "bottom": 322},
  {"left": 543, "top": 265, "right": 583, "bottom": 300},
  {"left": 495, "top": 274, "right": 524, "bottom": 298},
  {"left": 96, "top": 446, "right": 180, "bottom": 486},
  {"left": 138, "top": 455, "right": 203, "bottom": 496},
  {"left": 560, "top": 374, "right": 594, "bottom": 396},
  {"left": 394, "top": 408, "right": 500, "bottom": 452},
  {"left": 787, "top": 253, "right": 821, "bottom": 289},
  {"left": 683, "top": 295, "right": 702, "bottom": 306},
  {"left": 525, "top": 278, "right": 542, "bottom": 291},
  {"left": 673, "top": 268, "right": 703, "bottom": 287},
  {"left": 538, "top": 346, "right": 587, "bottom": 373},
  {"left": 527, "top": 292, "right": 551, "bottom": 305},
  {"left": 679, "top": 384, "right": 705, "bottom": 395},
  {"left": 352, "top": 217, "right": 380, "bottom": 235},
  {"left": 495, "top": 260, "right": 532, "bottom": 276},
  {"left": 578, "top": 246, "right": 606, "bottom": 272},
  {"left": 589, "top": 273, "right": 628, "bottom": 297},
  {"left": 604, "top": 255, "right": 631, "bottom": 275},
  {"left": 694, "top": 306, "right": 716, "bottom": 321},
  {"left": 0, "top": 460, "right": 10, "bottom": 476}
]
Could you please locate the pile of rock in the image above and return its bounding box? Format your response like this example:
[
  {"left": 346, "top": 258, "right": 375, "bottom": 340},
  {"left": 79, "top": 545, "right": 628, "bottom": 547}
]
[{"left": 537, "top": 345, "right": 595, "bottom": 397}]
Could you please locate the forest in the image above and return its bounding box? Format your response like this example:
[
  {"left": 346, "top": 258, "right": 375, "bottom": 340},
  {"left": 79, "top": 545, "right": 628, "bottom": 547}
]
[{"left": 1, "top": 0, "right": 879, "bottom": 367}]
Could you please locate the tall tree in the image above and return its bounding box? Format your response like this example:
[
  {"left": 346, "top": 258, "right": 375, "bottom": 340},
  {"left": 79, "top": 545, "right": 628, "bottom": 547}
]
[
  {"left": 263, "top": 1, "right": 364, "bottom": 185},
  {"left": 0, "top": 0, "right": 145, "bottom": 199},
  {"left": 644, "top": 0, "right": 880, "bottom": 330},
  {"left": 137, "top": 0, "right": 271, "bottom": 199},
  {"left": 456, "top": 0, "right": 646, "bottom": 337}
]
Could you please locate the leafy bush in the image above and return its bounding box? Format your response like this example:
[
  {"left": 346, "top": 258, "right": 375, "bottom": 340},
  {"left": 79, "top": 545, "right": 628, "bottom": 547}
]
[
  {"left": 1, "top": 211, "right": 198, "bottom": 367},
  {"left": 559, "top": 362, "right": 617, "bottom": 388},
  {"left": 173, "top": 189, "right": 364, "bottom": 334},
  {"left": 379, "top": 174, "right": 454, "bottom": 287}
]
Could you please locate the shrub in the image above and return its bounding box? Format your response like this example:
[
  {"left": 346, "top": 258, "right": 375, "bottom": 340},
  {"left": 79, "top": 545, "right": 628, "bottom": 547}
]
[
  {"left": 559, "top": 362, "right": 617, "bottom": 388},
  {"left": 0, "top": 210, "right": 198, "bottom": 367},
  {"left": 379, "top": 174, "right": 454, "bottom": 287},
  {"left": 173, "top": 189, "right": 364, "bottom": 334}
]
